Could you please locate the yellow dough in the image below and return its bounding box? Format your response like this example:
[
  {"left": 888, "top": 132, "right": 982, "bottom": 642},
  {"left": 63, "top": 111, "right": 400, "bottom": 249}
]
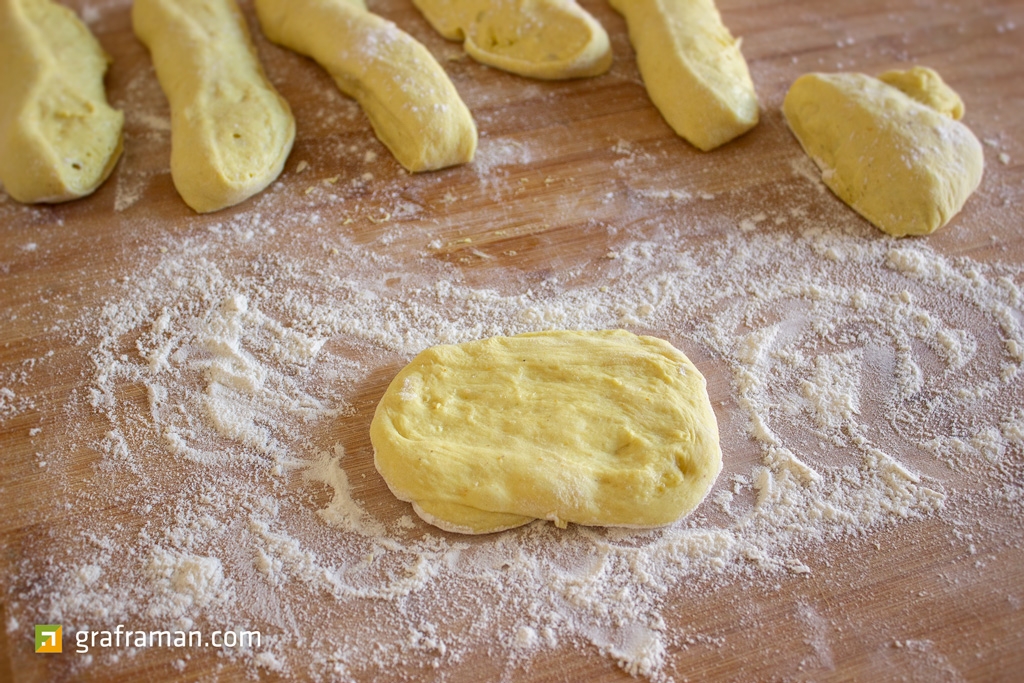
[
  {"left": 371, "top": 330, "right": 723, "bottom": 534},
  {"left": 879, "top": 66, "right": 965, "bottom": 120},
  {"left": 0, "top": 0, "right": 123, "bottom": 203},
  {"left": 133, "top": 0, "right": 295, "bottom": 214},
  {"left": 783, "top": 69, "right": 984, "bottom": 237},
  {"left": 609, "top": 0, "right": 759, "bottom": 151},
  {"left": 254, "top": 0, "right": 477, "bottom": 172},
  {"left": 411, "top": 0, "right": 612, "bottom": 80}
]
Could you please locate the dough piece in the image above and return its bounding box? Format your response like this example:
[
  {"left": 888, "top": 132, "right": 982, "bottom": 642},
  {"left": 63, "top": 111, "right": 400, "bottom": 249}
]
[
  {"left": 0, "top": 0, "right": 123, "bottom": 203},
  {"left": 411, "top": 0, "right": 611, "bottom": 80},
  {"left": 371, "top": 330, "right": 723, "bottom": 534},
  {"left": 879, "top": 66, "right": 965, "bottom": 120},
  {"left": 783, "top": 70, "right": 984, "bottom": 237},
  {"left": 254, "top": 0, "right": 477, "bottom": 172},
  {"left": 609, "top": 0, "right": 759, "bottom": 151},
  {"left": 133, "top": 0, "right": 295, "bottom": 214}
]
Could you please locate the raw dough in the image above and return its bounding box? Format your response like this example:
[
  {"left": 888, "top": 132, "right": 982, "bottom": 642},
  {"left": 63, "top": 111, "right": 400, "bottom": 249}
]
[
  {"left": 609, "top": 0, "right": 759, "bottom": 151},
  {"left": 0, "top": 0, "right": 123, "bottom": 203},
  {"left": 371, "top": 330, "right": 723, "bottom": 534},
  {"left": 133, "top": 0, "right": 295, "bottom": 214},
  {"left": 783, "top": 69, "right": 984, "bottom": 237},
  {"left": 412, "top": 0, "right": 612, "bottom": 80},
  {"left": 878, "top": 66, "right": 965, "bottom": 120},
  {"left": 254, "top": 0, "right": 477, "bottom": 173}
]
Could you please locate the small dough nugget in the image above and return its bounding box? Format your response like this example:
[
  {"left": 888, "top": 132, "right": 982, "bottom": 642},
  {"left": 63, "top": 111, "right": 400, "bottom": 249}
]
[
  {"left": 255, "top": 0, "right": 477, "bottom": 172},
  {"left": 0, "top": 0, "right": 123, "bottom": 203},
  {"left": 133, "top": 0, "right": 295, "bottom": 213},
  {"left": 610, "top": 0, "right": 759, "bottom": 151},
  {"left": 412, "top": 0, "right": 612, "bottom": 80},
  {"left": 371, "top": 330, "right": 723, "bottom": 534},
  {"left": 783, "top": 69, "right": 984, "bottom": 237}
]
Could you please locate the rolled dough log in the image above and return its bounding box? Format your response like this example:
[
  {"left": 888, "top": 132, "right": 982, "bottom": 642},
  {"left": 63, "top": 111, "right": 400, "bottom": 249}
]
[
  {"left": 371, "top": 330, "right": 723, "bottom": 534},
  {"left": 411, "top": 0, "right": 612, "bottom": 80},
  {"left": 0, "top": 0, "right": 123, "bottom": 203},
  {"left": 254, "top": 0, "right": 477, "bottom": 173},
  {"left": 133, "top": 0, "right": 295, "bottom": 214},
  {"left": 609, "top": 0, "right": 760, "bottom": 151}
]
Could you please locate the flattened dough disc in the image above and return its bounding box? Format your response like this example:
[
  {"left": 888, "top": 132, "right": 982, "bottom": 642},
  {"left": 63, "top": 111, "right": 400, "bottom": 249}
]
[{"left": 371, "top": 330, "right": 723, "bottom": 534}]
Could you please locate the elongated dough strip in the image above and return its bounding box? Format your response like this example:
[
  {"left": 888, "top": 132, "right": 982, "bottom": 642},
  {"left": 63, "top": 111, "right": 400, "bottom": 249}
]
[
  {"left": 254, "top": 0, "right": 476, "bottom": 172},
  {"left": 0, "top": 0, "right": 123, "bottom": 203},
  {"left": 133, "top": 0, "right": 295, "bottom": 213},
  {"left": 610, "top": 0, "right": 759, "bottom": 151},
  {"left": 411, "top": 0, "right": 611, "bottom": 80}
]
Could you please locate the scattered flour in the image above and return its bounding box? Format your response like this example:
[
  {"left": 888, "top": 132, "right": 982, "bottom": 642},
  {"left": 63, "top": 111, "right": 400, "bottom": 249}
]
[
  {"left": 8, "top": 214, "right": 1021, "bottom": 680},
  {"left": 472, "top": 138, "right": 535, "bottom": 178},
  {"left": 2, "top": 3, "right": 1022, "bottom": 680}
]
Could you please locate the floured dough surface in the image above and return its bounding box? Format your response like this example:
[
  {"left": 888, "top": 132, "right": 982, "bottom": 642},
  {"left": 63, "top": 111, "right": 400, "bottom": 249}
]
[
  {"left": 879, "top": 66, "right": 965, "bottom": 121},
  {"left": 0, "top": 0, "right": 123, "bottom": 203},
  {"left": 255, "top": 0, "right": 476, "bottom": 172},
  {"left": 783, "top": 69, "right": 984, "bottom": 237},
  {"left": 412, "top": 0, "right": 611, "bottom": 80},
  {"left": 371, "top": 330, "right": 723, "bottom": 534},
  {"left": 609, "top": 0, "right": 759, "bottom": 151},
  {"left": 133, "top": 0, "right": 295, "bottom": 213}
]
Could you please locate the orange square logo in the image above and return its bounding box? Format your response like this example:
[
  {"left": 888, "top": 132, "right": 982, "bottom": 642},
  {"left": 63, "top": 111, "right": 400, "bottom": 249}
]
[{"left": 35, "top": 625, "right": 62, "bottom": 653}]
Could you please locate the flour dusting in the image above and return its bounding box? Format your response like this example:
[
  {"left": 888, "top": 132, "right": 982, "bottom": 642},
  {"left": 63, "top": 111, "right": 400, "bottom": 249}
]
[
  {"left": 6, "top": 212, "right": 1017, "bottom": 680},
  {"left": 3, "top": 1, "right": 1023, "bottom": 680}
]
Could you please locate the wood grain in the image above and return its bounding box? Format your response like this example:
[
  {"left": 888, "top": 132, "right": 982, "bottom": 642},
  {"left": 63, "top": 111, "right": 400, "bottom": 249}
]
[{"left": 2, "top": 0, "right": 1023, "bottom": 681}]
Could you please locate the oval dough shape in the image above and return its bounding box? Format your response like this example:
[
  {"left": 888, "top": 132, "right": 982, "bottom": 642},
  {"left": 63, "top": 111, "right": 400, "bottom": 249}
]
[
  {"left": 412, "top": 0, "right": 612, "bottom": 80},
  {"left": 783, "top": 70, "right": 984, "bottom": 237},
  {"left": 609, "top": 0, "right": 759, "bottom": 151},
  {"left": 0, "top": 0, "right": 124, "bottom": 203},
  {"left": 255, "top": 0, "right": 477, "bottom": 173},
  {"left": 371, "top": 330, "right": 723, "bottom": 534},
  {"left": 133, "top": 0, "right": 296, "bottom": 213}
]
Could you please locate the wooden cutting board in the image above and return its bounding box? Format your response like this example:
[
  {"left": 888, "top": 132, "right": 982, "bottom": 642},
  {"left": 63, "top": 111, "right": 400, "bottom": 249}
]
[{"left": 2, "top": 0, "right": 1023, "bottom": 681}]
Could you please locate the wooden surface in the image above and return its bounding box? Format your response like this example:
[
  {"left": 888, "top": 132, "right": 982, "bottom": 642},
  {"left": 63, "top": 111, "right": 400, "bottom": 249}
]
[{"left": 2, "top": 0, "right": 1024, "bottom": 681}]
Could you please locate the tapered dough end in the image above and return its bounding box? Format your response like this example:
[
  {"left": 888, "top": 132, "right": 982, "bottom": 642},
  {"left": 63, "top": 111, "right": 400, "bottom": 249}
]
[
  {"left": 0, "top": 0, "right": 124, "bottom": 204},
  {"left": 610, "top": 0, "right": 760, "bottom": 151},
  {"left": 383, "top": 114, "right": 477, "bottom": 174},
  {"left": 254, "top": 0, "right": 476, "bottom": 174},
  {"left": 133, "top": 0, "right": 296, "bottom": 214},
  {"left": 167, "top": 83, "right": 296, "bottom": 214}
]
